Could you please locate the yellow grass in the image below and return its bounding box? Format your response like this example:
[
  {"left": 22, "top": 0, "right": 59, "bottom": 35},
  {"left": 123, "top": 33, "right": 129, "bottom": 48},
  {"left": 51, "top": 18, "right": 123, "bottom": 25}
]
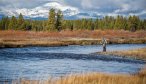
[
  {"left": 0, "top": 30, "right": 146, "bottom": 40},
  {"left": 11, "top": 69, "right": 146, "bottom": 84},
  {"left": 0, "top": 30, "right": 146, "bottom": 48},
  {"left": 55, "top": 72, "right": 146, "bottom": 84},
  {"left": 98, "top": 48, "right": 146, "bottom": 60},
  {"left": 115, "top": 48, "right": 146, "bottom": 60}
]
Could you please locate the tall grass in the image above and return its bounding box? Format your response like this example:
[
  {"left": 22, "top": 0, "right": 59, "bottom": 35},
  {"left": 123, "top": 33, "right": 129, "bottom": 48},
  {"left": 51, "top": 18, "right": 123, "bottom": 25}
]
[
  {"left": 0, "top": 30, "right": 145, "bottom": 40},
  {"left": 55, "top": 72, "right": 146, "bottom": 84},
  {"left": 99, "top": 48, "right": 146, "bottom": 60},
  {"left": 11, "top": 69, "right": 146, "bottom": 84},
  {"left": 0, "top": 30, "right": 146, "bottom": 47}
]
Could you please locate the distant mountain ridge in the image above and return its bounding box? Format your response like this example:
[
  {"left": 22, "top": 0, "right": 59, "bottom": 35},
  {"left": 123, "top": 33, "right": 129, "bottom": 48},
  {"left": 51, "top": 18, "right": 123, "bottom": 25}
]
[{"left": 0, "top": 1, "right": 100, "bottom": 20}]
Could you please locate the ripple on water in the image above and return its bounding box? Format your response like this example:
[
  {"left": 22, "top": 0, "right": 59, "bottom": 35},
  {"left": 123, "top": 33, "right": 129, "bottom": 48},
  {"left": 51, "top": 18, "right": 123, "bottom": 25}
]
[{"left": 0, "top": 44, "right": 146, "bottom": 80}]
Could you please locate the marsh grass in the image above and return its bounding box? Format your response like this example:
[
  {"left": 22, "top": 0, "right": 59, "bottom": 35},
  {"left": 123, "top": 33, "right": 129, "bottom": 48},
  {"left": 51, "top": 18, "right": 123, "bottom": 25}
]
[
  {"left": 0, "top": 30, "right": 146, "bottom": 48},
  {"left": 55, "top": 72, "right": 146, "bottom": 84},
  {"left": 0, "top": 30, "right": 146, "bottom": 40},
  {"left": 98, "top": 48, "right": 146, "bottom": 60},
  {"left": 10, "top": 69, "right": 146, "bottom": 84}
]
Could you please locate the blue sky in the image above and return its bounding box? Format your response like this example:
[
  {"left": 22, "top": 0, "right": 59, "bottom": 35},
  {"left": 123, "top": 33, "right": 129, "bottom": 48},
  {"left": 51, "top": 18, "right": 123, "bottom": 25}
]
[{"left": 0, "top": 0, "right": 146, "bottom": 19}]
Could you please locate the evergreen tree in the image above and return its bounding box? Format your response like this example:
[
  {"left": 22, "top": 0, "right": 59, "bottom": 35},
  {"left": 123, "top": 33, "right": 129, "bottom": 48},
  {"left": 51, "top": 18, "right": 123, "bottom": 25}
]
[
  {"left": 98, "top": 19, "right": 104, "bottom": 30},
  {"left": 133, "top": 15, "right": 140, "bottom": 31},
  {"left": 42, "top": 20, "right": 47, "bottom": 31},
  {"left": 0, "top": 16, "right": 9, "bottom": 30},
  {"left": 73, "top": 20, "right": 81, "bottom": 30},
  {"left": 56, "top": 10, "right": 63, "bottom": 31},
  {"left": 138, "top": 20, "right": 144, "bottom": 30},
  {"left": 86, "top": 19, "right": 93, "bottom": 30},
  {"left": 47, "top": 8, "right": 56, "bottom": 31},
  {"left": 81, "top": 19, "right": 87, "bottom": 30},
  {"left": 25, "top": 19, "right": 32, "bottom": 31},
  {"left": 114, "top": 15, "right": 121, "bottom": 29},
  {"left": 128, "top": 15, "right": 140, "bottom": 32},
  {"left": 63, "top": 20, "right": 74, "bottom": 31},
  {"left": 123, "top": 17, "right": 128, "bottom": 30},
  {"left": 0, "top": 12, "right": 145, "bottom": 32},
  {"left": 143, "top": 19, "right": 146, "bottom": 30},
  {"left": 0, "top": 20, "right": 2, "bottom": 30},
  {"left": 8, "top": 16, "right": 17, "bottom": 30},
  {"left": 17, "top": 13, "right": 25, "bottom": 30},
  {"left": 103, "top": 16, "right": 110, "bottom": 29},
  {"left": 94, "top": 18, "right": 98, "bottom": 30}
]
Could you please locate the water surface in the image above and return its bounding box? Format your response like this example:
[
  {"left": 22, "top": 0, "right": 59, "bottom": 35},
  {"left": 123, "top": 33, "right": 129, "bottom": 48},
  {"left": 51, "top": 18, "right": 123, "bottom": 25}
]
[{"left": 0, "top": 44, "right": 146, "bottom": 80}]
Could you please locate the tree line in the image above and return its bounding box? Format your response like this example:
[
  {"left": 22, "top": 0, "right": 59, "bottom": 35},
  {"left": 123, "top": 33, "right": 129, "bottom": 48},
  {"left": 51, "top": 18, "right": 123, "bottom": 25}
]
[{"left": 0, "top": 8, "right": 146, "bottom": 32}]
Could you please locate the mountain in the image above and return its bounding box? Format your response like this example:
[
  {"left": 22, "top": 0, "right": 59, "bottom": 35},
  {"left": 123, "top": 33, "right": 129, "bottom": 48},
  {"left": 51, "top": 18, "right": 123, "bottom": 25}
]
[{"left": 0, "top": 1, "right": 99, "bottom": 20}]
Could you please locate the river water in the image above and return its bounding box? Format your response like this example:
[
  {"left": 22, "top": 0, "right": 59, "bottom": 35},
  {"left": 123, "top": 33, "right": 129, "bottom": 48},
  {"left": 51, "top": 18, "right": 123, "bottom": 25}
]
[{"left": 0, "top": 44, "right": 146, "bottom": 80}]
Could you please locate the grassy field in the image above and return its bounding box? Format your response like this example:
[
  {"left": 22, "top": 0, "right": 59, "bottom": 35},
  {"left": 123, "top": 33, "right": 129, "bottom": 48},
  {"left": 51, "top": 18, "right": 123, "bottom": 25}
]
[{"left": 0, "top": 30, "right": 146, "bottom": 48}]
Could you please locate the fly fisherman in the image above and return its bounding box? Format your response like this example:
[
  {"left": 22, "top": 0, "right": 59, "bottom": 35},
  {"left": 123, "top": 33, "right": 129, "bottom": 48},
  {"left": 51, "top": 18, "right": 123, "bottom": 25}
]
[{"left": 101, "top": 37, "right": 107, "bottom": 52}]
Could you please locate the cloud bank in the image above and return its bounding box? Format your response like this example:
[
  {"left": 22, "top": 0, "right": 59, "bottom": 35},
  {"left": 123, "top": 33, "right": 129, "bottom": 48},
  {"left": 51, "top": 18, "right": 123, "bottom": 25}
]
[{"left": 0, "top": 0, "right": 146, "bottom": 19}]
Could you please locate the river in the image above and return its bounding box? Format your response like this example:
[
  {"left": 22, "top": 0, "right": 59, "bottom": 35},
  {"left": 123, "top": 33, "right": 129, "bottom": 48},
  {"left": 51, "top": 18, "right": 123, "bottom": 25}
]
[{"left": 0, "top": 44, "right": 146, "bottom": 81}]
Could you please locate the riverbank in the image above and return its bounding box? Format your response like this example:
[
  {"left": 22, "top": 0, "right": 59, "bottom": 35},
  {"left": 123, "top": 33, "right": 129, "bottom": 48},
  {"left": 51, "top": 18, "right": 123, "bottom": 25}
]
[
  {"left": 0, "top": 30, "right": 146, "bottom": 48},
  {"left": 55, "top": 67, "right": 146, "bottom": 84},
  {"left": 97, "top": 48, "right": 146, "bottom": 60},
  {"left": 12, "top": 67, "right": 146, "bottom": 84}
]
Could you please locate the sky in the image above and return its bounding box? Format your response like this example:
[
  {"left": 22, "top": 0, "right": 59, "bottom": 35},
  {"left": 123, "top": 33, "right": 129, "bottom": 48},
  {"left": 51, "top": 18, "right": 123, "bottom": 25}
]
[{"left": 0, "top": 0, "right": 146, "bottom": 19}]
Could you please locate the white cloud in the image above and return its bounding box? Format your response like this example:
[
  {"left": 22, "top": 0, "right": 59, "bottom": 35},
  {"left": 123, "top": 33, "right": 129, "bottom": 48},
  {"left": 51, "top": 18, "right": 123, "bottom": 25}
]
[
  {"left": 81, "top": 0, "right": 92, "bottom": 9},
  {"left": 0, "top": 0, "right": 146, "bottom": 19},
  {"left": 0, "top": 1, "right": 79, "bottom": 18},
  {"left": 114, "top": 4, "right": 130, "bottom": 13}
]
